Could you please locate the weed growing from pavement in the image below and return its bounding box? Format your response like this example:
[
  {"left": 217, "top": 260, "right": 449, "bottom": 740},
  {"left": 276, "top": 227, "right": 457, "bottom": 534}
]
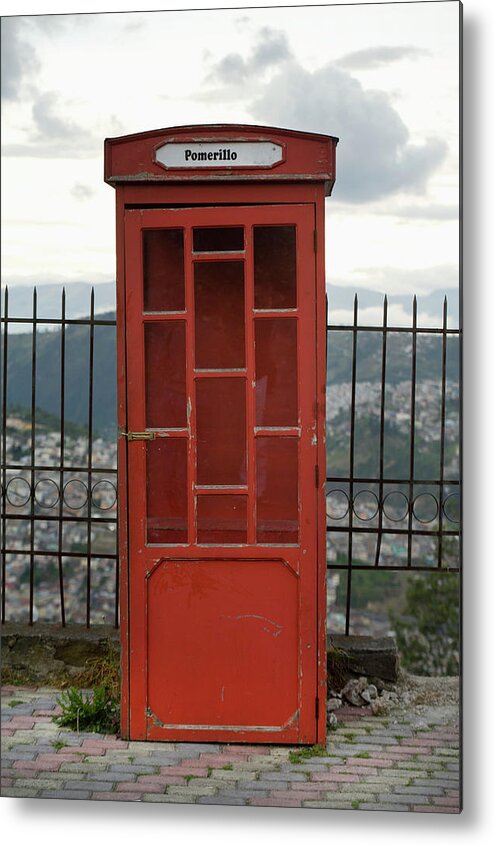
[
  {"left": 351, "top": 800, "right": 360, "bottom": 809},
  {"left": 7, "top": 700, "right": 23, "bottom": 708},
  {"left": 222, "top": 763, "right": 233, "bottom": 770},
  {"left": 54, "top": 686, "right": 119, "bottom": 734},
  {"left": 288, "top": 744, "right": 328, "bottom": 764},
  {"left": 355, "top": 751, "right": 371, "bottom": 759},
  {"left": 52, "top": 739, "right": 69, "bottom": 750}
]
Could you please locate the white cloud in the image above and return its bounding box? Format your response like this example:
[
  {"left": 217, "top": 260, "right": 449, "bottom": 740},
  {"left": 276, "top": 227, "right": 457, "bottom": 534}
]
[
  {"left": 334, "top": 45, "right": 430, "bottom": 71},
  {"left": 251, "top": 60, "right": 447, "bottom": 203}
]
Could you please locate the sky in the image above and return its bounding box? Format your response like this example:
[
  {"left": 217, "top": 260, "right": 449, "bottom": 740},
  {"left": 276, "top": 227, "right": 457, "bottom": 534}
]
[{"left": 1, "top": 1, "right": 461, "bottom": 325}]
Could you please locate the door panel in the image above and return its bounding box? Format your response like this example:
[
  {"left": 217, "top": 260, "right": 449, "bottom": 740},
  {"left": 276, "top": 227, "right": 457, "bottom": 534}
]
[
  {"left": 147, "top": 559, "right": 299, "bottom": 733},
  {"left": 125, "top": 204, "right": 318, "bottom": 743}
]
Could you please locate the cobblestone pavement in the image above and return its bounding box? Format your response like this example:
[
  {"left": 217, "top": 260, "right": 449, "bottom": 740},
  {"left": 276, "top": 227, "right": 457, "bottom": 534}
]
[{"left": 1, "top": 686, "right": 460, "bottom": 813}]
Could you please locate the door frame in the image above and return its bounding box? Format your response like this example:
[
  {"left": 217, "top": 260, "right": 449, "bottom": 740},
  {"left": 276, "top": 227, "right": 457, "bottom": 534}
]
[{"left": 119, "top": 202, "right": 326, "bottom": 743}]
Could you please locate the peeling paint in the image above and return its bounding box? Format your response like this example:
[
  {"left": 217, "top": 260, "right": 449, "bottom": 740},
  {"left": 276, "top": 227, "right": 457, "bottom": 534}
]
[
  {"left": 227, "top": 613, "right": 283, "bottom": 638},
  {"left": 146, "top": 706, "right": 165, "bottom": 728},
  {"left": 145, "top": 711, "right": 299, "bottom": 732}
]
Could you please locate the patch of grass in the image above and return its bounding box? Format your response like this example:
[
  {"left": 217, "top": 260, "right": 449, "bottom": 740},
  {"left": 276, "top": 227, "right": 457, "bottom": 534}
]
[
  {"left": 288, "top": 744, "right": 327, "bottom": 764},
  {"left": 222, "top": 763, "right": 233, "bottom": 770},
  {"left": 73, "top": 640, "right": 120, "bottom": 701},
  {"left": 2, "top": 668, "right": 38, "bottom": 686},
  {"left": 355, "top": 751, "right": 371, "bottom": 759},
  {"left": 54, "top": 685, "right": 119, "bottom": 734},
  {"left": 207, "top": 767, "right": 213, "bottom": 778},
  {"left": 52, "top": 739, "right": 69, "bottom": 750},
  {"left": 343, "top": 732, "right": 357, "bottom": 742},
  {"left": 7, "top": 699, "right": 24, "bottom": 708},
  {"left": 184, "top": 774, "right": 194, "bottom": 783},
  {"left": 351, "top": 800, "right": 360, "bottom": 810}
]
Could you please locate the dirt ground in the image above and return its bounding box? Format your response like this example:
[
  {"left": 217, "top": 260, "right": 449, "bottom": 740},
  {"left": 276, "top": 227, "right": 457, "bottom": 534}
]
[{"left": 388, "top": 672, "right": 460, "bottom": 726}]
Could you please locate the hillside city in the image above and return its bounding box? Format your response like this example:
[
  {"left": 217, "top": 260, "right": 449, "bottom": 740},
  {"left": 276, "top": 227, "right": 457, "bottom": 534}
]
[{"left": 2, "top": 374, "right": 460, "bottom": 635}]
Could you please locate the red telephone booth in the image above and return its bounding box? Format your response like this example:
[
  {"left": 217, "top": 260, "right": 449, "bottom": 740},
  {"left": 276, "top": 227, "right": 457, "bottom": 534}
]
[{"left": 104, "top": 124, "right": 337, "bottom": 744}]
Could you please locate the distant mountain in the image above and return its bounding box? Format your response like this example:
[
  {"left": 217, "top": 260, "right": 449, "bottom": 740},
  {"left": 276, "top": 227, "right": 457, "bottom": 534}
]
[
  {"left": 5, "top": 310, "right": 117, "bottom": 436},
  {"left": 2, "top": 283, "right": 116, "bottom": 334},
  {"left": 326, "top": 286, "right": 460, "bottom": 329},
  {"left": 4, "top": 308, "right": 460, "bottom": 441},
  {"left": 327, "top": 330, "right": 460, "bottom": 386},
  {"left": 3, "top": 282, "right": 459, "bottom": 331}
]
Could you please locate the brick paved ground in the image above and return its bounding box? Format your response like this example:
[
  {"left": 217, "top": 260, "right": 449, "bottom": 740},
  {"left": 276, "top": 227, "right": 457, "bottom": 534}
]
[{"left": 1, "top": 686, "right": 460, "bottom": 812}]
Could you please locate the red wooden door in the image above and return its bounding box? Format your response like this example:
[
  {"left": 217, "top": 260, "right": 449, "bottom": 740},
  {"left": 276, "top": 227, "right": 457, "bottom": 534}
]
[{"left": 124, "top": 204, "right": 320, "bottom": 743}]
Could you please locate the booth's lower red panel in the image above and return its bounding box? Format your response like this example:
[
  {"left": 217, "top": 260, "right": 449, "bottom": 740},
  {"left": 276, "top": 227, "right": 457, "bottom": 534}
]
[{"left": 144, "top": 558, "right": 301, "bottom": 742}]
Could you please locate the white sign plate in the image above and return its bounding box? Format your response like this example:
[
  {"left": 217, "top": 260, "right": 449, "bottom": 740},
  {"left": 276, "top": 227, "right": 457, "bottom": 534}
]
[{"left": 155, "top": 141, "right": 283, "bottom": 169}]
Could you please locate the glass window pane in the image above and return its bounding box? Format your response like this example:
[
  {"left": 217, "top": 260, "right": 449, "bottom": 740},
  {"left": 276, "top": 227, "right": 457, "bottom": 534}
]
[
  {"left": 197, "top": 495, "right": 247, "bottom": 543},
  {"left": 196, "top": 378, "right": 246, "bottom": 485},
  {"left": 255, "top": 318, "right": 298, "bottom": 426},
  {"left": 193, "top": 227, "right": 244, "bottom": 252},
  {"left": 147, "top": 438, "right": 188, "bottom": 544},
  {"left": 143, "top": 229, "right": 185, "bottom": 312},
  {"left": 195, "top": 261, "right": 245, "bottom": 369},
  {"left": 254, "top": 226, "right": 297, "bottom": 309},
  {"left": 145, "top": 321, "right": 187, "bottom": 428},
  {"left": 256, "top": 437, "right": 298, "bottom": 543}
]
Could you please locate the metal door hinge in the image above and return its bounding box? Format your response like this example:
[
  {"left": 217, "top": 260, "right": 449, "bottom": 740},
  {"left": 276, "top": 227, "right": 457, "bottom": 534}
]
[{"left": 119, "top": 429, "right": 156, "bottom": 441}]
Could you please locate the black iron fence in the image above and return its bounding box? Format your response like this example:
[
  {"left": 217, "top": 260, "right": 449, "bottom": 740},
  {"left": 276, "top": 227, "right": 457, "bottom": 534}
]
[
  {"left": 1, "top": 287, "right": 461, "bottom": 634},
  {"left": 325, "top": 294, "right": 461, "bottom": 634}
]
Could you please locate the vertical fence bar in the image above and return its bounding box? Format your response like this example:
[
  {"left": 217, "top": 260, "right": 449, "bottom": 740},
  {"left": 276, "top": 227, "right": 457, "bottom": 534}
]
[
  {"left": 407, "top": 296, "right": 418, "bottom": 568},
  {"left": 29, "top": 288, "right": 37, "bottom": 624},
  {"left": 114, "top": 518, "right": 119, "bottom": 627},
  {"left": 86, "top": 288, "right": 95, "bottom": 627},
  {"left": 1, "top": 287, "right": 8, "bottom": 623},
  {"left": 344, "top": 294, "right": 358, "bottom": 634},
  {"left": 437, "top": 296, "right": 448, "bottom": 568},
  {"left": 374, "top": 295, "right": 388, "bottom": 567},
  {"left": 57, "top": 289, "right": 67, "bottom": 625}
]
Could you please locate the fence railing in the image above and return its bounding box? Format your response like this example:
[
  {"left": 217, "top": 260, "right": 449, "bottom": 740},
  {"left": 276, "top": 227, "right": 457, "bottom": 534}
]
[
  {"left": 325, "top": 294, "right": 461, "bottom": 633},
  {"left": 1, "top": 287, "right": 461, "bottom": 634}
]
